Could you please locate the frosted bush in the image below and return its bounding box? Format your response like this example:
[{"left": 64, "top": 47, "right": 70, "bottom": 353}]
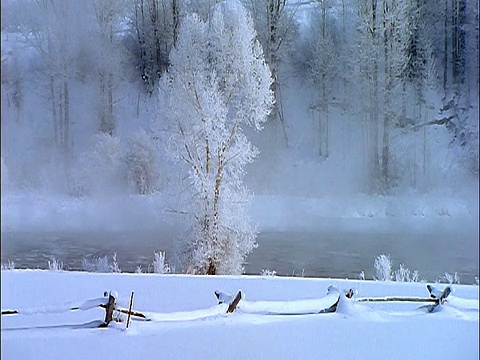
[
  {"left": 82, "top": 253, "right": 121, "bottom": 273},
  {"left": 72, "top": 133, "right": 122, "bottom": 195},
  {"left": 475, "top": 277, "right": 479, "bottom": 286},
  {"left": 135, "top": 265, "right": 144, "bottom": 274},
  {"left": 152, "top": 251, "right": 171, "bottom": 274},
  {"left": 1, "top": 260, "right": 15, "bottom": 270},
  {"left": 290, "top": 269, "right": 305, "bottom": 277},
  {"left": 261, "top": 269, "right": 277, "bottom": 277},
  {"left": 82, "top": 256, "right": 108, "bottom": 272},
  {"left": 442, "top": 272, "right": 460, "bottom": 284},
  {"left": 394, "top": 264, "right": 410, "bottom": 282},
  {"left": 357, "top": 271, "right": 366, "bottom": 281},
  {"left": 123, "top": 130, "right": 157, "bottom": 195},
  {"left": 48, "top": 258, "right": 64, "bottom": 271},
  {"left": 394, "top": 264, "right": 420, "bottom": 282},
  {"left": 111, "top": 253, "right": 121, "bottom": 273},
  {"left": 374, "top": 254, "right": 393, "bottom": 281}
]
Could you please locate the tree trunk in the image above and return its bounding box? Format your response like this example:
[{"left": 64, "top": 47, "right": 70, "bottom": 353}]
[
  {"left": 371, "top": 0, "right": 380, "bottom": 182},
  {"left": 443, "top": 0, "right": 449, "bottom": 92},
  {"left": 172, "top": 0, "right": 179, "bottom": 46},
  {"left": 107, "top": 71, "right": 114, "bottom": 134},
  {"left": 59, "top": 81, "right": 64, "bottom": 150},
  {"left": 50, "top": 75, "right": 59, "bottom": 147},
  {"left": 382, "top": 1, "right": 390, "bottom": 188},
  {"left": 63, "top": 77, "right": 69, "bottom": 154}
]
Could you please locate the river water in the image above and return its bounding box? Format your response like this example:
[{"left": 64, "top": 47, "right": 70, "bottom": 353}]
[{"left": 1, "top": 227, "right": 478, "bottom": 284}]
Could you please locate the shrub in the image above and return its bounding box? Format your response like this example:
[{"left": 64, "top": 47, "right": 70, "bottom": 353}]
[
  {"left": 110, "top": 253, "right": 121, "bottom": 273},
  {"left": 394, "top": 264, "right": 409, "bottom": 282},
  {"left": 48, "top": 258, "right": 64, "bottom": 271},
  {"left": 394, "top": 264, "right": 420, "bottom": 282},
  {"left": 1, "top": 260, "right": 15, "bottom": 270},
  {"left": 152, "top": 251, "right": 171, "bottom": 274},
  {"left": 357, "top": 271, "right": 366, "bottom": 281},
  {"left": 261, "top": 269, "right": 277, "bottom": 277},
  {"left": 442, "top": 272, "right": 460, "bottom": 284},
  {"left": 374, "top": 254, "right": 393, "bottom": 281},
  {"left": 372, "top": 255, "right": 420, "bottom": 282},
  {"left": 123, "top": 130, "right": 157, "bottom": 195},
  {"left": 82, "top": 253, "right": 121, "bottom": 273},
  {"left": 71, "top": 133, "right": 122, "bottom": 196}
]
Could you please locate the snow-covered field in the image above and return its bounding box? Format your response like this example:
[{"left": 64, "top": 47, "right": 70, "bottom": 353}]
[{"left": 1, "top": 271, "right": 478, "bottom": 359}]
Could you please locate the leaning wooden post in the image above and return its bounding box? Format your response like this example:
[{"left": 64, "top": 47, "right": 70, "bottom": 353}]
[
  {"left": 100, "top": 291, "right": 117, "bottom": 327},
  {"left": 227, "top": 291, "right": 242, "bottom": 313},
  {"left": 126, "top": 292, "right": 134, "bottom": 329}
]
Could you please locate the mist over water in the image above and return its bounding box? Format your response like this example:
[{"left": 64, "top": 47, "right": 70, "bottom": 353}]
[
  {"left": 2, "top": 224, "right": 478, "bottom": 284},
  {"left": 1, "top": 176, "right": 479, "bottom": 283}
]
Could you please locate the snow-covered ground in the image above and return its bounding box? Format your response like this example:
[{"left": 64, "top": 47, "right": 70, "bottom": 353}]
[{"left": 1, "top": 271, "right": 478, "bottom": 359}]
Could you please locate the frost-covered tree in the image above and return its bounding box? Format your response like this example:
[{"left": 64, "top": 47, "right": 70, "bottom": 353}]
[{"left": 159, "top": 2, "right": 274, "bottom": 275}]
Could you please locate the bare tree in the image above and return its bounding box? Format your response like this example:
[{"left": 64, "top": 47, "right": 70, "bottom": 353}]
[
  {"left": 243, "top": 0, "right": 298, "bottom": 145},
  {"left": 23, "top": 0, "right": 82, "bottom": 156},
  {"left": 94, "top": 0, "right": 128, "bottom": 135},
  {"left": 356, "top": 0, "right": 381, "bottom": 186},
  {"left": 132, "top": 0, "right": 181, "bottom": 93},
  {"left": 309, "top": 0, "right": 336, "bottom": 159},
  {"left": 380, "top": 0, "right": 410, "bottom": 188}
]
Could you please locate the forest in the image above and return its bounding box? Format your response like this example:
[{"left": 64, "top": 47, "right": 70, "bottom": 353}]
[{"left": 1, "top": 0, "right": 478, "bottom": 274}]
